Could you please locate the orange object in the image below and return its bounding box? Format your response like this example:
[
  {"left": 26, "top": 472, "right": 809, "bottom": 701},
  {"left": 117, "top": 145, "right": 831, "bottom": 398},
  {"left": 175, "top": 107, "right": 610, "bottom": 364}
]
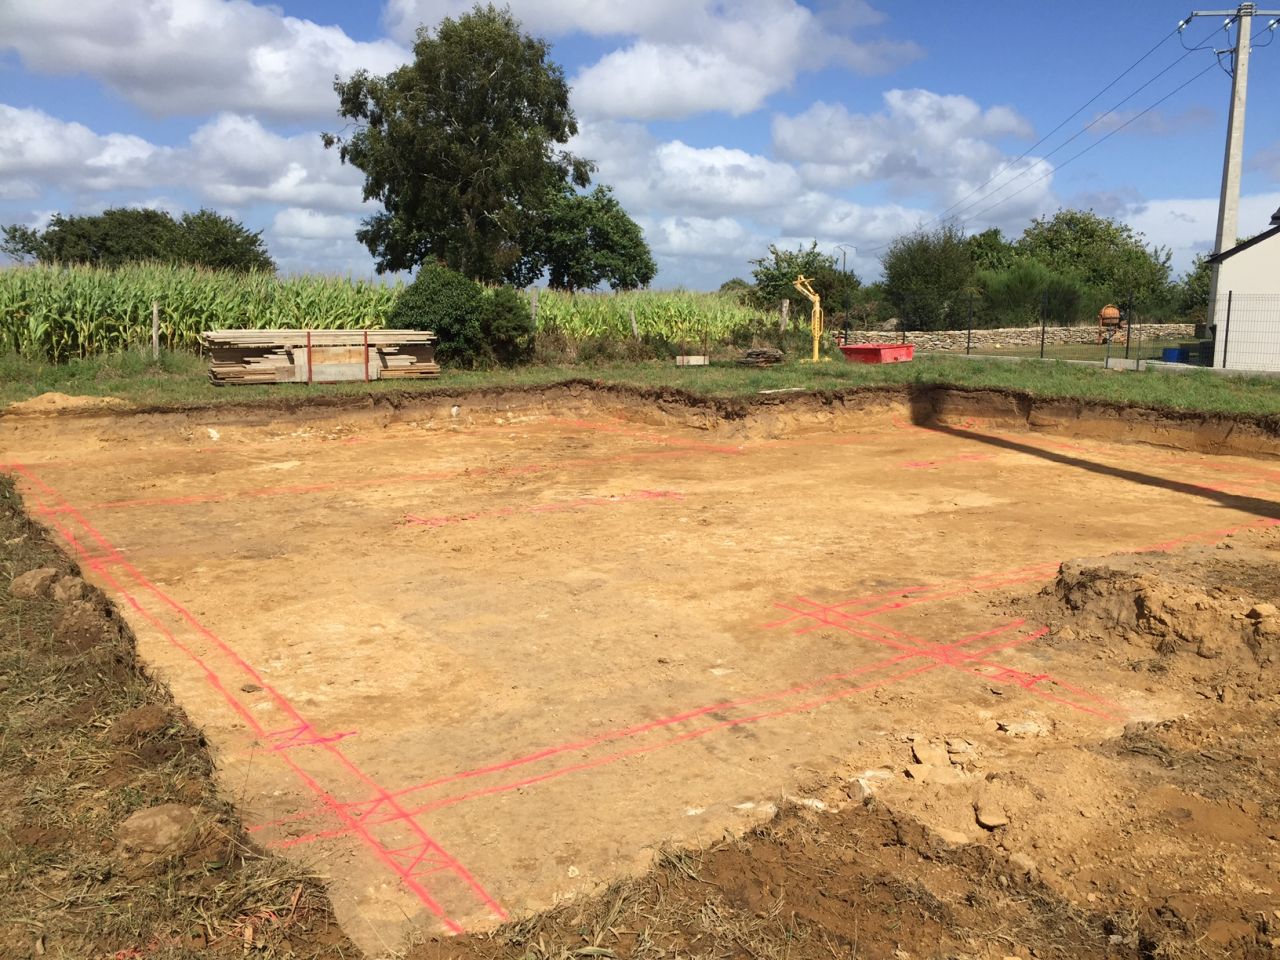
[{"left": 1097, "top": 304, "right": 1126, "bottom": 344}]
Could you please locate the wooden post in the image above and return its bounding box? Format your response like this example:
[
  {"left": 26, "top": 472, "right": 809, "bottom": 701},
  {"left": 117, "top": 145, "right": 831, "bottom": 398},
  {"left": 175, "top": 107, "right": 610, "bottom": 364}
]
[
  {"left": 780, "top": 299, "right": 790, "bottom": 332},
  {"left": 151, "top": 301, "right": 160, "bottom": 360},
  {"left": 629, "top": 308, "right": 639, "bottom": 342},
  {"left": 529, "top": 287, "right": 539, "bottom": 325}
]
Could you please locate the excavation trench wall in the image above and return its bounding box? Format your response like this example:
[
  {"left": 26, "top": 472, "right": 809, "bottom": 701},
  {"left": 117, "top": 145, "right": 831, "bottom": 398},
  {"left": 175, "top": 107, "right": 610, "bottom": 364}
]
[{"left": 9, "top": 381, "right": 1276, "bottom": 460}]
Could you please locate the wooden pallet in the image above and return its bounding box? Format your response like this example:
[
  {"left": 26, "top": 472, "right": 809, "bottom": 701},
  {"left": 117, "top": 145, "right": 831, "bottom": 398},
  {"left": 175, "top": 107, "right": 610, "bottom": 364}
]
[{"left": 202, "top": 329, "right": 440, "bottom": 385}]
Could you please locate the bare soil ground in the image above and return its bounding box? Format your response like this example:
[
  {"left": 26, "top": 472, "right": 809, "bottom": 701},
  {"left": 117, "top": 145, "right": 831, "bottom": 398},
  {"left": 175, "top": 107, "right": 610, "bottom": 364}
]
[
  {"left": 0, "top": 478, "right": 358, "bottom": 959},
  {"left": 2, "top": 384, "right": 1279, "bottom": 959}
]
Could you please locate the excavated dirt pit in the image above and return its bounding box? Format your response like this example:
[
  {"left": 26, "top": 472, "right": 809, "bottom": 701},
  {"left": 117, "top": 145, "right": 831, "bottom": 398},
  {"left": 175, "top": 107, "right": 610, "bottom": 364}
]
[{"left": 2, "top": 385, "right": 1279, "bottom": 957}]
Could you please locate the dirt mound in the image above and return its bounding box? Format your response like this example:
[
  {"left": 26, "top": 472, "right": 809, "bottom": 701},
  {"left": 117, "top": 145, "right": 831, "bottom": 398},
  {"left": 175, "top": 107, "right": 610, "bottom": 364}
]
[
  {"left": 5, "top": 391, "right": 132, "bottom": 416},
  {"left": 1026, "top": 527, "right": 1280, "bottom": 697}
]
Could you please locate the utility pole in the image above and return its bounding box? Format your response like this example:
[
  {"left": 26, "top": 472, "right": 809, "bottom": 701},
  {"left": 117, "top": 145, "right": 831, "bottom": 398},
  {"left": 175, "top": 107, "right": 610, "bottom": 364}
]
[{"left": 1184, "top": 4, "right": 1280, "bottom": 320}]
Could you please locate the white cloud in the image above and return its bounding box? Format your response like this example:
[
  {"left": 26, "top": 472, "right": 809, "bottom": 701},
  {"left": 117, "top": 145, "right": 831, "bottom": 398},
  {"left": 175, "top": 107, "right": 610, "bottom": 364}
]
[
  {"left": 1122, "top": 191, "right": 1280, "bottom": 275},
  {"left": 387, "top": 0, "right": 920, "bottom": 121},
  {"left": 188, "top": 115, "right": 365, "bottom": 212},
  {"left": 773, "top": 92, "right": 1034, "bottom": 195},
  {"left": 0, "top": 0, "right": 407, "bottom": 121},
  {"left": 0, "top": 106, "right": 364, "bottom": 214},
  {"left": 271, "top": 207, "right": 361, "bottom": 241},
  {"left": 1088, "top": 105, "right": 1216, "bottom": 137},
  {"left": 0, "top": 106, "right": 174, "bottom": 200}
]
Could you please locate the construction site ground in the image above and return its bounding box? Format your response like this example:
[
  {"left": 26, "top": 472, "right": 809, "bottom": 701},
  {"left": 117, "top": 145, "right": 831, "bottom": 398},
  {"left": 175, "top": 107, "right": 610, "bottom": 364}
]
[{"left": 2, "top": 384, "right": 1279, "bottom": 959}]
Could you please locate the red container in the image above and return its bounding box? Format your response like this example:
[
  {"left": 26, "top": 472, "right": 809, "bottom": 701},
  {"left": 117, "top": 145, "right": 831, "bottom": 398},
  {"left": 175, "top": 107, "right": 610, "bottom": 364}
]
[{"left": 838, "top": 343, "right": 915, "bottom": 364}]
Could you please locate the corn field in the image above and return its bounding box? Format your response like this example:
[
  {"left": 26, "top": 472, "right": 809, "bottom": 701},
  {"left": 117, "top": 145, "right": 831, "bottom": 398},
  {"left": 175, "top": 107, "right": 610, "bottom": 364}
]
[
  {"left": 533, "top": 289, "right": 762, "bottom": 345},
  {"left": 0, "top": 263, "right": 400, "bottom": 361},
  {"left": 0, "top": 263, "right": 774, "bottom": 363}
]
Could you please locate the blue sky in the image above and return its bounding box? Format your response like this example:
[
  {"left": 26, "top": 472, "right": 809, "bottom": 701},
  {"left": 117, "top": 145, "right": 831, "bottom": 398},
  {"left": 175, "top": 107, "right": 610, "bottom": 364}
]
[{"left": 2, "top": 0, "right": 1279, "bottom": 288}]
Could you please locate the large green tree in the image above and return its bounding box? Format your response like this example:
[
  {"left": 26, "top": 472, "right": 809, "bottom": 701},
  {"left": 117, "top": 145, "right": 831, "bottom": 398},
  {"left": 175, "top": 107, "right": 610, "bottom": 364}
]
[
  {"left": 1, "top": 208, "right": 274, "bottom": 272},
  {"left": 748, "top": 241, "right": 860, "bottom": 318},
  {"left": 531, "top": 186, "right": 655, "bottom": 292},
  {"left": 324, "top": 4, "right": 592, "bottom": 281},
  {"left": 880, "top": 224, "right": 976, "bottom": 330},
  {"left": 1015, "top": 209, "right": 1172, "bottom": 305}
]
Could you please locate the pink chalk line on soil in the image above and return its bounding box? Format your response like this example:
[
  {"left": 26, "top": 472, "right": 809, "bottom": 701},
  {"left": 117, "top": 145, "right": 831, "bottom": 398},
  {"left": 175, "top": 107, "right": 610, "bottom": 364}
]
[
  {"left": 404, "top": 489, "right": 684, "bottom": 527},
  {"left": 2, "top": 462, "right": 505, "bottom": 935},
  {"left": 266, "top": 619, "right": 1047, "bottom": 850},
  {"left": 252, "top": 514, "right": 1280, "bottom": 849}
]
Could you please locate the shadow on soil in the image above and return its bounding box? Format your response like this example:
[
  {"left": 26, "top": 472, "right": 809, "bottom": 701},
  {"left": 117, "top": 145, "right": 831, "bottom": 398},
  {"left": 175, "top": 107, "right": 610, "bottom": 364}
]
[{"left": 905, "top": 387, "right": 1280, "bottom": 522}]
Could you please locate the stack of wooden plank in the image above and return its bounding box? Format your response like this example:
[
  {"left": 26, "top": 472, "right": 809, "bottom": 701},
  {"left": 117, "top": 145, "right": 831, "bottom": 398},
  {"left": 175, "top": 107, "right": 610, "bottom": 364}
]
[{"left": 202, "top": 329, "right": 440, "bottom": 385}]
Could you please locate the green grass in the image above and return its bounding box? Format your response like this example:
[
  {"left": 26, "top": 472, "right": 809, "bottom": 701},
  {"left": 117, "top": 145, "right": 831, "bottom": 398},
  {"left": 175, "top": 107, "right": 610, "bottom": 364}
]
[{"left": 3, "top": 348, "right": 1280, "bottom": 418}]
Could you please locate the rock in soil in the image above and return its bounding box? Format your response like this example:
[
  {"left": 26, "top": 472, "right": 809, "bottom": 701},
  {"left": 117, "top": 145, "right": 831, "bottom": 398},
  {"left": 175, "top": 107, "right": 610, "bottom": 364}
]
[
  {"left": 52, "top": 601, "right": 114, "bottom": 649},
  {"left": 114, "top": 804, "right": 209, "bottom": 876},
  {"left": 51, "top": 575, "right": 87, "bottom": 603},
  {"left": 912, "top": 740, "right": 950, "bottom": 767},
  {"left": 1247, "top": 602, "right": 1277, "bottom": 620},
  {"left": 9, "top": 567, "right": 60, "bottom": 599},
  {"left": 975, "top": 799, "right": 1010, "bottom": 829}
]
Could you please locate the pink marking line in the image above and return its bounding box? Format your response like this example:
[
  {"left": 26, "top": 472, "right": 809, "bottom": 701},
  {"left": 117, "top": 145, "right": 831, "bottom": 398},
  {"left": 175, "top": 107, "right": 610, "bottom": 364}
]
[
  {"left": 62, "top": 448, "right": 700, "bottom": 513},
  {"left": 276, "top": 516, "right": 1276, "bottom": 844},
  {"left": 901, "top": 453, "right": 995, "bottom": 469},
  {"left": 264, "top": 723, "right": 359, "bottom": 751},
  {"left": 272, "top": 621, "right": 1047, "bottom": 848},
  {"left": 545, "top": 417, "right": 747, "bottom": 455},
  {"left": 405, "top": 490, "right": 685, "bottom": 528},
  {"left": 775, "top": 598, "right": 1120, "bottom": 721},
  {"left": 5, "top": 462, "right": 504, "bottom": 932}
]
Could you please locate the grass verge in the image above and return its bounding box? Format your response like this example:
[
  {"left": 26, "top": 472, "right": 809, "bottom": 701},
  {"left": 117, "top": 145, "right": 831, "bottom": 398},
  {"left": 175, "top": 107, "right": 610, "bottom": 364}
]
[
  {"left": 3, "top": 349, "right": 1280, "bottom": 419},
  {"left": 0, "top": 476, "right": 357, "bottom": 959}
]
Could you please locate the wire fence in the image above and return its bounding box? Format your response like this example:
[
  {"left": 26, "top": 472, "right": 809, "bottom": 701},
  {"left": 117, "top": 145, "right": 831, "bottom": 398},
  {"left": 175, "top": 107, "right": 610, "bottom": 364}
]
[
  {"left": 889, "top": 294, "right": 1198, "bottom": 367},
  {"left": 1210, "top": 292, "right": 1280, "bottom": 372}
]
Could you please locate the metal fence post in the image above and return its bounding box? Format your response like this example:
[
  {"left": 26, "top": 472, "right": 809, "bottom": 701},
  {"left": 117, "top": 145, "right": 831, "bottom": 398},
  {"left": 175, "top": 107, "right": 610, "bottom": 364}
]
[
  {"left": 966, "top": 294, "right": 973, "bottom": 356},
  {"left": 1124, "top": 290, "right": 1133, "bottom": 360},
  {"left": 1221, "top": 291, "right": 1233, "bottom": 369},
  {"left": 1039, "top": 291, "right": 1047, "bottom": 360}
]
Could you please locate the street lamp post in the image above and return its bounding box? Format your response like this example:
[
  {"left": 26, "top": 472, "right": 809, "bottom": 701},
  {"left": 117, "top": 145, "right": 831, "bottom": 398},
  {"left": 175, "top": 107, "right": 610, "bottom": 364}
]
[{"left": 834, "top": 243, "right": 857, "bottom": 336}]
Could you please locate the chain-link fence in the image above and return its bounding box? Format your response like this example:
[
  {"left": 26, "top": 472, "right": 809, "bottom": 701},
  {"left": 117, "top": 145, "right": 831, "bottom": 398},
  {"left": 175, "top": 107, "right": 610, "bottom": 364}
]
[
  {"left": 859, "top": 294, "right": 1197, "bottom": 366},
  {"left": 1210, "top": 292, "right": 1280, "bottom": 372}
]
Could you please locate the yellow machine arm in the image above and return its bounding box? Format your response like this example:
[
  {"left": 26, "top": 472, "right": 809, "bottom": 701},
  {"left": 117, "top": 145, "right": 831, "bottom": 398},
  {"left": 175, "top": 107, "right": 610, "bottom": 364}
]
[{"left": 792, "top": 274, "right": 823, "bottom": 362}]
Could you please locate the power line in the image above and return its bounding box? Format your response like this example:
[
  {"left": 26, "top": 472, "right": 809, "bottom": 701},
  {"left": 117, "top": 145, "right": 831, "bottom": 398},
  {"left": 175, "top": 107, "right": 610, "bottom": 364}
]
[
  {"left": 940, "top": 43, "right": 1206, "bottom": 225},
  {"left": 926, "top": 24, "right": 1182, "bottom": 228},
  {"left": 860, "top": 18, "right": 1228, "bottom": 257},
  {"left": 957, "top": 59, "right": 1220, "bottom": 229}
]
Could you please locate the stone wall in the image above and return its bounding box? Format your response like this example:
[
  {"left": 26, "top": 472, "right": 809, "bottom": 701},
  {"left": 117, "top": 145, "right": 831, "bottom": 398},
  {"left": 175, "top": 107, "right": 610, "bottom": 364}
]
[{"left": 838, "top": 323, "right": 1196, "bottom": 352}]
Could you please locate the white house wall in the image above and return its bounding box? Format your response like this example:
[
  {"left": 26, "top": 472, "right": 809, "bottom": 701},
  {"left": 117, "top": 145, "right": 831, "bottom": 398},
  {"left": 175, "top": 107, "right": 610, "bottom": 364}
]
[{"left": 1213, "top": 232, "right": 1280, "bottom": 371}]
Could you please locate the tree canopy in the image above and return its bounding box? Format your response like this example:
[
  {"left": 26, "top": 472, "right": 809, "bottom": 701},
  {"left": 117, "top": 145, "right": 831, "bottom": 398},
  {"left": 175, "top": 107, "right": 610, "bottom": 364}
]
[
  {"left": 880, "top": 224, "right": 975, "bottom": 330},
  {"left": 1014, "top": 209, "right": 1171, "bottom": 306},
  {"left": 325, "top": 4, "right": 624, "bottom": 284},
  {"left": 532, "top": 186, "right": 656, "bottom": 292},
  {"left": 2, "top": 208, "right": 274, "bottom": 272},
  {"left": 748, "top": 242, "right": 860, "bottom": 316}
]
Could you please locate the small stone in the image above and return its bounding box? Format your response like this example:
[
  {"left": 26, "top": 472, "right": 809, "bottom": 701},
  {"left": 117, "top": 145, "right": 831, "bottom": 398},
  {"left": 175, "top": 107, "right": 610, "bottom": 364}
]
[
  {"left": 9, "top": 567, "right": 60, "bottom": 599},
  {"left": 945, "top": 738, "right": 972, "bottom": 755},
  {"left": 997, "top": 719, "right": 1047, "bottom": 738},
  {"left": 51, "top": 575, "right": 87, "bottom": 603},
  {"left": 114, "top": 804, "right": 207, "bottom": 876},
  {"left": 935, "top": 828, "right": 970, "bottom": 845},
  {"left": 845, "top": 779, "right": 871, "bottom": 803},
  {"left": 976, "top": 800, "right": 1010, "bottom": 829},
  {"left": 1009, "top": 852, "right": 1037, "bottom": 876},
  {"left": 240, "top": 683, "right": 263, "bottom": 694},
  {"left": 1247, "top": 603, "right": 1277, "bottom": 620},
  {"left": 912, "top": 741, "right": 949, "bottom": 766}
]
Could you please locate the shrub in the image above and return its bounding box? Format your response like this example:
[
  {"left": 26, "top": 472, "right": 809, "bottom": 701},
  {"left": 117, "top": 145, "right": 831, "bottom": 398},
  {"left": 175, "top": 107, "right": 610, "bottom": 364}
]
[
  {"left": 484, "top": 285, "right": 535, "bottom": 365},
  {"left": 388, "top": 263, "right": 487, "bottom": 368}
]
